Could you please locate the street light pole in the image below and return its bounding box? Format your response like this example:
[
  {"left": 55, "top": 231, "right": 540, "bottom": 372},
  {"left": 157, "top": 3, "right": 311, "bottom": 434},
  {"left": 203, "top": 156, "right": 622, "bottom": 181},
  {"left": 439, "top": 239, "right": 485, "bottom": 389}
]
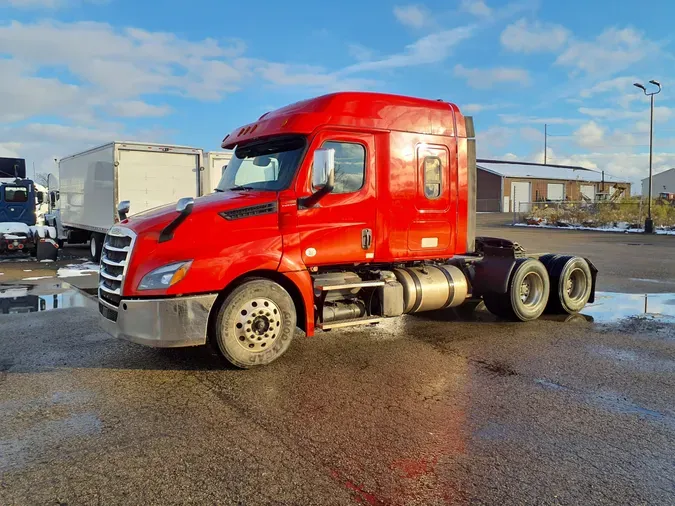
[{"left": 634, "top": 80, "right": 662, "bottom": 234}]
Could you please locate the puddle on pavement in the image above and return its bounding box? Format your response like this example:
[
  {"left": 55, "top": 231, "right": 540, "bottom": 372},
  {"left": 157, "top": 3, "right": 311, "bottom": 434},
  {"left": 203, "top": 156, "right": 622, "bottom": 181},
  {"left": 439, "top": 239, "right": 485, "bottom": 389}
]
[
  {"left": 582, "top": 292, "right": 675, "bottom": 323},
  {"left": 413, "top": 291, "right": 675, "bottom": 325},
  {"left": 0, "top": 281, "right": 96, "bottom": 315}
]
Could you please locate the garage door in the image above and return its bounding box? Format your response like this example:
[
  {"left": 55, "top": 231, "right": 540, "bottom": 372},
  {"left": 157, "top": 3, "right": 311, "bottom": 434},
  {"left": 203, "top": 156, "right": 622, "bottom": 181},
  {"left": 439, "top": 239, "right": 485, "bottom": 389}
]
[
  {"left": 511, "top": 181, "right": 531, "bottom": 213},
  {"left": 547, "top": 183, "right": 564, "bottom": 201},
  {"left": 581, "top": 184, "right": 595, "bottom": 202}
]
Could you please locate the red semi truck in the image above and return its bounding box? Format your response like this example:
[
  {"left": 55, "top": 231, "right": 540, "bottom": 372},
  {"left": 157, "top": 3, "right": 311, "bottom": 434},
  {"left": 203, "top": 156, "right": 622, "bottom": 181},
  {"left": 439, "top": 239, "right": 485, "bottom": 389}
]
[{"left": 98, "top": 92, "right": 597, "bottom": 368}]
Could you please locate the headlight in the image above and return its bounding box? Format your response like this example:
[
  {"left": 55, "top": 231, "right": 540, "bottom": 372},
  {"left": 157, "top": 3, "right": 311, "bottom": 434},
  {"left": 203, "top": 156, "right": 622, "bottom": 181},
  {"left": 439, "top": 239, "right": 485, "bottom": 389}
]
[{"left": 138, "top": 261, "right": 192, "bottom": 290}]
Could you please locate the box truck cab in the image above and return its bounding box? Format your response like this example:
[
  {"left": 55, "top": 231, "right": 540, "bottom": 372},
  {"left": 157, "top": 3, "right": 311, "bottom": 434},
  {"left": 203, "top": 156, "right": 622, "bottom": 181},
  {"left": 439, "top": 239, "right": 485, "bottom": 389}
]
[{"left": 98, "top": 92, "right": 597, "bottom": 368}]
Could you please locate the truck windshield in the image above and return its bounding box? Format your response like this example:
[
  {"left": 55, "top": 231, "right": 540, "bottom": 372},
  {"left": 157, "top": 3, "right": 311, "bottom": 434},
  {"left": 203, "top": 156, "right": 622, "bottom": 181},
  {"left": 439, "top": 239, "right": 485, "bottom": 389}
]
[
  {"left": 3, "top": 186, "right": 29, "bottom": 203},
  {"left": 216, "top": 135, "right": 306, "bottom": 192}
]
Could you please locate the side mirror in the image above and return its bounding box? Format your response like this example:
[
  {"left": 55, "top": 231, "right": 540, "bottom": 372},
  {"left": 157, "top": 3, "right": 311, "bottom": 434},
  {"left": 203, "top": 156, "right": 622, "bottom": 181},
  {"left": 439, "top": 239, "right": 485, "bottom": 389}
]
[
  {"left": 36, "top": 192, "right": 44, "bottom": 205},
  {"left": 176, "top": 197, "right": 194, "bottom": 215},
  {"left": 312, "top": 148, "right": 335, "bottom": 188},
  {"left": 300, "top": 148, "right": 336, "bottom": 209},
  {"left": 159, "top": 197, "right": 194, "bottom": 243},
  {"left": 117, "top": 200, "right": 131, "bottom": 221}
]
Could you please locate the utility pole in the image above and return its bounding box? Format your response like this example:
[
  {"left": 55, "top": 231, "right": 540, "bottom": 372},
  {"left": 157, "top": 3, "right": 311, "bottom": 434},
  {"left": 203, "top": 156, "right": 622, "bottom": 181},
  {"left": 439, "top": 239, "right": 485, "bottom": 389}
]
[
  {"left": 544, "top": 124, "right": 547, "bottom": 164},
  {"left": 634, "top": 80, "right": 662, "bottom": 233}
]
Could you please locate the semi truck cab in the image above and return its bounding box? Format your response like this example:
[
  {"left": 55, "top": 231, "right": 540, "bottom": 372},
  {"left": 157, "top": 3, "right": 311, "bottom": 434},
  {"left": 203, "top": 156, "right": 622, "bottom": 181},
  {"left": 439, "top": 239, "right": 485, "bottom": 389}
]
[{"left": 98, "top": 92, "right": 597, "bottom": 368}]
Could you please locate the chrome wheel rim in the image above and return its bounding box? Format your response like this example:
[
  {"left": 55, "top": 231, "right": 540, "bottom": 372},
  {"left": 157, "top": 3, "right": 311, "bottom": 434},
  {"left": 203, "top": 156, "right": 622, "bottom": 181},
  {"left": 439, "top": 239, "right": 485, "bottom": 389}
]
[
  {"left": 566, "top": 268, "right": 587, "bottom": 301},
  {"left": 520, "top": 272, "right": 544, "bottom": 307},
  {"left": 234, "top": 297, "right": 281, "bottom": 352}
]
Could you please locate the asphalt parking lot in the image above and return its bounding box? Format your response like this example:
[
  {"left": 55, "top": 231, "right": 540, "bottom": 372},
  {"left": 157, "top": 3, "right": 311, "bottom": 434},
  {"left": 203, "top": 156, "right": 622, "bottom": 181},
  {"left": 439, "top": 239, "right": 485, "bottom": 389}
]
[{"left": 1, "top": 217, "right": 674, "bottom": 505}]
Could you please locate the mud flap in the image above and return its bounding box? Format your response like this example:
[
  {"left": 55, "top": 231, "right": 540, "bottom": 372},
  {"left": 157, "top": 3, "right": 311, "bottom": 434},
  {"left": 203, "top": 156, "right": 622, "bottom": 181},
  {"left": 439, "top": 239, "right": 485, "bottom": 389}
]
[
  {"left": 36, "top": 238, "right": 59, "bottom": 261},
  {"left": 584, "top": 257, "right": 599, "bottom": 304}
]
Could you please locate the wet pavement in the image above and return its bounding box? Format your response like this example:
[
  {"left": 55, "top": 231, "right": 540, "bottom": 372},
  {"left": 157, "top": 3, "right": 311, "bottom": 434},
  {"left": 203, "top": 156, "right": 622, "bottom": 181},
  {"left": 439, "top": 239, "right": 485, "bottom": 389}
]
[{"left": 1, "top": 223, "right": 675, "bottom": 505}]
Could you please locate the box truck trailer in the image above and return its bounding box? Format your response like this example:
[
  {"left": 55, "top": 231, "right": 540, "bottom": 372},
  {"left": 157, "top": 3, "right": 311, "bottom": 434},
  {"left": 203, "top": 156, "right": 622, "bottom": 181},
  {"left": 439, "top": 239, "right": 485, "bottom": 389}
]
[
  {"left": 48, "top": 141, "right": 205, "bottom": 261},
  {"left": 203, "top": 151, "right": 233, "bottom": 195}
]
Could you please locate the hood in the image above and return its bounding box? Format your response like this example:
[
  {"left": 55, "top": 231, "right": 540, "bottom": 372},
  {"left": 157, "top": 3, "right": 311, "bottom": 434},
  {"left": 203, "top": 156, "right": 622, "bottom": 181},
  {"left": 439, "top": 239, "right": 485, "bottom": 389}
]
[{"left": 119, "top": 190, "right": 279, "bottom": 235}]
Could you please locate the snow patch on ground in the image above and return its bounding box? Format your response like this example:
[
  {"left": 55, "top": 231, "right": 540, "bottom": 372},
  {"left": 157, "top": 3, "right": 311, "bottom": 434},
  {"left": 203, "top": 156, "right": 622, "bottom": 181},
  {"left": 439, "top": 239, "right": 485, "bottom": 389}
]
[
  {"left": 0, "top": 287, "right": 29, "bottom": 298},
  {"left": 57, "top": 263, "right": 100, "bottom": 278},
  {"left": 513, "top": 223, "right": 675, "bottom": 235},
  {"left": 40, "top": 259, "right": 55, "bottom": 263}
]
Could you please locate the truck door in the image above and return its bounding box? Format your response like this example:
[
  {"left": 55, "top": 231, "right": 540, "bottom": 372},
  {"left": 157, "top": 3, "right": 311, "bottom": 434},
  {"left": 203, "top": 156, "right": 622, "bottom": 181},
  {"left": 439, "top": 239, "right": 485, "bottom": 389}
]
[
  {"left": 296, "top": 131, "right": 376, "bottom": 266},
  {"left": 408, "top": 143, "right": 457, "bottom": 255}
]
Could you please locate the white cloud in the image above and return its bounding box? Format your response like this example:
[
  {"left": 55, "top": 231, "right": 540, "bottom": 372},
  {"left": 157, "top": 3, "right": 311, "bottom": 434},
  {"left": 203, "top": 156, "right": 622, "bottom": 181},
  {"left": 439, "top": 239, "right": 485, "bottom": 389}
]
[
  {"left": 348, "top": 43, "right": 376, "bottom": 62},
  {"left": 579, "top": 106, "right": 671, "bottom": 123},
  {"left": 108, "top": 101, "right": 173, "bottom": 118},
  {"left": 453, "top": 64, "right": 530, "bottom": 89},
  {"left": 462, "top": 103, "right": 509, "bottom": 113},
  {"left": 574, "top": 121, "right": 606, "bottom": 150},
  {"left": 499, "top": 114, "right": 584, "bottom": 125},
  {"left": 393, "top": 5, "right": 429, "bottom": 28},
  {"left": 344, "top": 26, "right": 475, "bottom": 73},
  {"left": 0, "top": 0, "right": 106, "bottom": 9},
  {"left": 257, "top": 62, "right": 378, "bottom": 91},
  {"left": 500, "top": 18, "right": 570, "bottom": 53},
  {"left": 579, "top": 76, "right": 639, "bottom": 98},
  {"left": 460, "top": 0, "right": 492, "bottom": 17},
  {"left": 0, "top": 142, "right": 22, "bottom": 158},
  {"left": 556, "top": 27, "right": 659, "bottom": 76}
]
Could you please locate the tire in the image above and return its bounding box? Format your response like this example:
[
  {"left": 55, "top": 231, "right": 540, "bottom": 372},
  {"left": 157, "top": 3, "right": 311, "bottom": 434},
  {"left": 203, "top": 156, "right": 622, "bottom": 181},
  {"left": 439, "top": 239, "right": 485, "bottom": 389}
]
[
  {"left": 90, "top": 233, "right": 103, "bottom": 262},
  {"left": 545, "top": 256, "right": 593, "bottom": 314},
  {"left": 483, "top": 258, "right": 550, "bottom": 322},
  {"left": 212, "top": 279, "right": 296, "bottom": 369}
]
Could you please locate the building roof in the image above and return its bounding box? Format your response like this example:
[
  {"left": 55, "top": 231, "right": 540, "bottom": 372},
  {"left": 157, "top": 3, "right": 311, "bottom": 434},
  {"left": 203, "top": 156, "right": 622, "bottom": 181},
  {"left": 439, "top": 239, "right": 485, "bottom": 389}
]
[
  {"left": 477, "top": 160, "right": 628, "bottom": 184},
  {"left": 641, "top": 167, "right": 675, "bottom": 183}
]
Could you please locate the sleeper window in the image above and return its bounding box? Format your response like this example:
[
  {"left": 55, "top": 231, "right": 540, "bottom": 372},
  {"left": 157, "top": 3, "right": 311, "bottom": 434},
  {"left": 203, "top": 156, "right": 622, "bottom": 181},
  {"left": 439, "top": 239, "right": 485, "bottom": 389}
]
[{"left": 424, "top": 156, "right": 442, "bottom": 199}]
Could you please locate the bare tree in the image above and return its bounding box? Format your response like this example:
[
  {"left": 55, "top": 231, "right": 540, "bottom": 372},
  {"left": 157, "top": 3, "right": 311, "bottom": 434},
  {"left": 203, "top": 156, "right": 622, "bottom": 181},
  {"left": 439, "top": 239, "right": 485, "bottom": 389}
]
[{"left": 34, "top": 172, "right": 51, "bottom": 187}]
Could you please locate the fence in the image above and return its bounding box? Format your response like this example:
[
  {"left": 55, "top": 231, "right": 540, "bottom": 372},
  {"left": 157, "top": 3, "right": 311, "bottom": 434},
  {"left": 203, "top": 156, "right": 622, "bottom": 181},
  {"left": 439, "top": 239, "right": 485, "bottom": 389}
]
[
  {"left": 476, "top": 199, "right": 502, "bottom": 212},
  {"left": 514, "top": 200, "right": 675, "bottom": 230}
]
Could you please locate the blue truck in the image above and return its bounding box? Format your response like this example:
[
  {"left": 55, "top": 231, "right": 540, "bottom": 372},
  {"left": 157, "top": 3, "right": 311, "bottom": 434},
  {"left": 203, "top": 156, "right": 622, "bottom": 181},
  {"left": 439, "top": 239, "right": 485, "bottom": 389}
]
[{"left": 0, "top": 157, "right": 59, "bottom": 260}]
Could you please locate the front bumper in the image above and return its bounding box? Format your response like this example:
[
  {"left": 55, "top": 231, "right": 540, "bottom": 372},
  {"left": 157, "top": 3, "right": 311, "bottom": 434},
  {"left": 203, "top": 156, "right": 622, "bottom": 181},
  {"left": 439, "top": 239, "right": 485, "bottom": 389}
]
[{"left": 99, "top": 294, "right": 218, "bottom": 348}]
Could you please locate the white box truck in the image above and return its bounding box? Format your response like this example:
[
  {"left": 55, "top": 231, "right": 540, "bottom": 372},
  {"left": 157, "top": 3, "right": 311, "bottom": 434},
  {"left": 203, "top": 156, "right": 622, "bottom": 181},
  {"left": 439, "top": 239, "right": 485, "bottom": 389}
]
[
  {"left": 53, "top": 141, "right": 204, "bottom": 260},
  {"left": 202, "top": 151, "right": 232, "bottom": 195}
]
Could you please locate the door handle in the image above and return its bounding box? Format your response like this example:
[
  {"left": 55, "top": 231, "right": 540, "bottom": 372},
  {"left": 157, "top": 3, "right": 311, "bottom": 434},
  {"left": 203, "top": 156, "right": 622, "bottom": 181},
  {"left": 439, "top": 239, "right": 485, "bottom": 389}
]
[{"left": 361, "top": 228, "right": 372, "bottom": 250}]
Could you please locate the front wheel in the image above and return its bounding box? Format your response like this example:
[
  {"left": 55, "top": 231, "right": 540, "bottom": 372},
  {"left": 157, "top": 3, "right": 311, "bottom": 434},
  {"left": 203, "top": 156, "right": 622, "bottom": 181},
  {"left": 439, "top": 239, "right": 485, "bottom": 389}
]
[
  {"left": 90, "top": 233, "right": 103, "bottom": 262},
  {"left": 483, "top": 258, "right": 550, "bottom": 321},
  {"left": 212, "top": 279, "right": 297, "bottom": 368}
]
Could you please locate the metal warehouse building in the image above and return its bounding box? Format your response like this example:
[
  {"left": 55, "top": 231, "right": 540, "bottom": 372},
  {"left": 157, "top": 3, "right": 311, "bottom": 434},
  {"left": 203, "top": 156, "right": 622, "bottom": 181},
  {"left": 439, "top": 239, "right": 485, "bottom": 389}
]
[
  {"left": 476, "top": 160, "right": 632, "bottom": 212},
  {"left": 641, "top": 168, "right": 675, "bottom": 197}
]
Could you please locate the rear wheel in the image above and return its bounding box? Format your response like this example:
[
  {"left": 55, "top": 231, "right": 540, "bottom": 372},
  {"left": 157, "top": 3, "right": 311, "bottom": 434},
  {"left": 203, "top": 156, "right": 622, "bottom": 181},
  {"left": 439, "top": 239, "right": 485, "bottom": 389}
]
[
  {"left": 545, "top": 256, "right": 593, "bottom": 314},
  {"left": 213, "top": 279, "right": 296, "bottom": 368},
  {"left": 90, "top": 233, "right": 103, "bottom": 262},
  {"left": 483, "top": 258, "right": 550, "bottom": 321}
]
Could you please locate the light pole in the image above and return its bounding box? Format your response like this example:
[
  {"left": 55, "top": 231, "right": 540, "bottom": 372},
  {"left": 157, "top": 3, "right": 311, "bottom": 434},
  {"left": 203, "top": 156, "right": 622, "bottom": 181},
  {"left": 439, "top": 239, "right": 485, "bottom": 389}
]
[{"left": 634, "top": 79, "right": 662, "bottom": 233}]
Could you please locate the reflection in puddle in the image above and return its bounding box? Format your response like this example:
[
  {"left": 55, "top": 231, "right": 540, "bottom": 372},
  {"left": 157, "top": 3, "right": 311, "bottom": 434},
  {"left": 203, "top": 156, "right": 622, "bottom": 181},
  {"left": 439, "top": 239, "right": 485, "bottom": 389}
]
[
  {"left": 583, "top": 292, "right": 675, "bottom": 323},
  {"left": 415, "top": 291, "right": 675, "bottom": 325},
  {"left": 0, "top": 283, "right": 95, "bottom": 315}
]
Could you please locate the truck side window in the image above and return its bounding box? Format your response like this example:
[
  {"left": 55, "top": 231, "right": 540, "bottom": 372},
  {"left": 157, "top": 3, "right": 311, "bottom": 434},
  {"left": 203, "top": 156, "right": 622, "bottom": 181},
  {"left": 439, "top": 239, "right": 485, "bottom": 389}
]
[
  {"left": 423, "top": 156, "right": 442, "bottom": 199},
  {"left": 4, "top": 186, "right": 29, "bottom": 203},
  {"left": 321, "top": 141, "right": 365, "bottom": 194}
]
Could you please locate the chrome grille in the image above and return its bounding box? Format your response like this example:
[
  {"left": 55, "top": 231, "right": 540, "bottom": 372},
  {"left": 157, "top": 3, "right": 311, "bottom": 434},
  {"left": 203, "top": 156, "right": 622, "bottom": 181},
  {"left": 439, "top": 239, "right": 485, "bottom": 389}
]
[{"left": 99, "top": 226, "right": 136, "bottom": 317}]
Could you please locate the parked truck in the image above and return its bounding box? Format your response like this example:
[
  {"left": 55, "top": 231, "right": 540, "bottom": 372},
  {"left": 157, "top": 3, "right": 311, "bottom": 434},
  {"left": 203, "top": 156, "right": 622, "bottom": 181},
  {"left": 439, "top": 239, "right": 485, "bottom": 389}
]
[
  {"left": 1, "top": 157, "right": 59, "bottom": 260},
  {"left": 48, "top": 141, "right": 215, "bottom": 261},
  {"left": 98, "top": 92, "right": 598, "bottom": 368}
]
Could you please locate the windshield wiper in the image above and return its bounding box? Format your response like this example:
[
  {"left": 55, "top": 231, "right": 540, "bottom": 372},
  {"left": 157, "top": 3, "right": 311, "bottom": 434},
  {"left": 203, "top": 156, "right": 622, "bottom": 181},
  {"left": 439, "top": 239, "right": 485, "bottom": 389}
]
[
  {"left": 227, "top": 185, "right": 257, "bottom": 191},
  {"left": 213, "top": 188, "right": 224, "bottom": 192}
]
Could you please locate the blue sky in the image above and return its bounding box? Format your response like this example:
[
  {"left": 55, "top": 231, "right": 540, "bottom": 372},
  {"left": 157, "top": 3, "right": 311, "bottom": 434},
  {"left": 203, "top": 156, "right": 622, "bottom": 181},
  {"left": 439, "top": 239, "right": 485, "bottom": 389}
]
[{"left": 1, "top": 0, "right": 673, "bottom": 189}]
